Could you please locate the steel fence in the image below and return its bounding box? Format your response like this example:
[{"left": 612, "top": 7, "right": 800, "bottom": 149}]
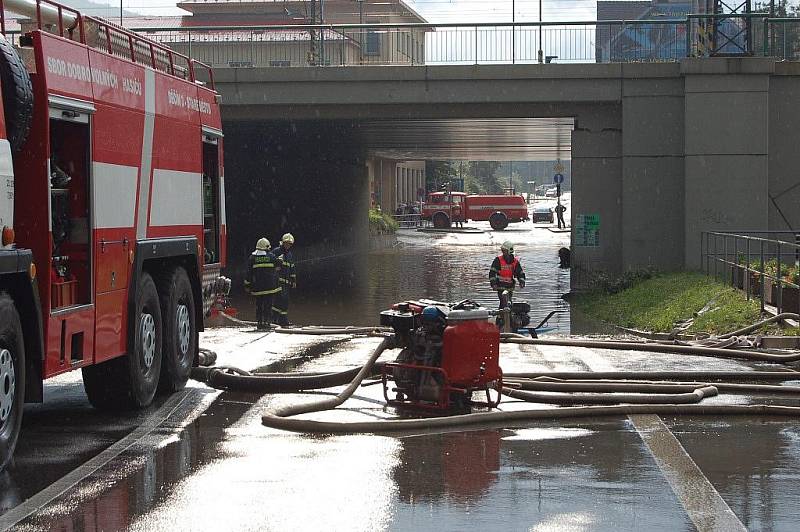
[
  {"left": 701, "top": 231, "right": 800, "bottom": 316},
  {"left": 126, "top": 15, "right": 791, "bottom": 68}
]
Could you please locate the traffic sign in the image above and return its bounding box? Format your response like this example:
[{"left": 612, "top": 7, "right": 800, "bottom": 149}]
[
  {"left": 554, "top": 162, "right": 565, "bottom": 173},
  {"left": 553, "top": 173, "right": 564, "bottom": 184}
]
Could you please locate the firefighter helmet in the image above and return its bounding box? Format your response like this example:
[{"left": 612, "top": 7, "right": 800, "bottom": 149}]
[
  {"left": 281, "top": 233, "right": 295, "bottom": 245},
  {"left": 256, "top": 237, "right": 270, "bottom": 251},
  {"left": 501, "top": 241, "right": 514, "bottom": 254}
]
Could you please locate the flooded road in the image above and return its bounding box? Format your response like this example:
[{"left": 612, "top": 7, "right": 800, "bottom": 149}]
[
  {"left": 232, "top": 198, "right": 572, "bottom": 333},
  {"left": 6, "top": 325, "right": 800, "bottom": 531},
  {"left": 7, "top": 195, "right": 800, "bottom": 531}
]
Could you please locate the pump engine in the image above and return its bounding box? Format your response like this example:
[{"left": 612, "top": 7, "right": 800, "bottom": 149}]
[{"left": 379, "top": 299, "right": 507, "bottom": 410}]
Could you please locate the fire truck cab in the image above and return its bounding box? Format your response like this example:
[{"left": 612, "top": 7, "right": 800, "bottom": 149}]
[{"left": 0, "top": 0, "right": 227, "bottom": 471}]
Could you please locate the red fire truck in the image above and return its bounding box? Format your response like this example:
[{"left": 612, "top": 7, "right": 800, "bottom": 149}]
[
  {"left": 421, "top": 191, "right": 529, "bottom": 230},
  {"left": 0, "top": 0, "right": 227, "bottom": 470}
]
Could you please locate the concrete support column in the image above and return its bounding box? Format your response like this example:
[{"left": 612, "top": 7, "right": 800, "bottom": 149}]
[
  {"left": 682, "top": 59, "right": 772, "bottom": 269},
  {"left": 570, "top": 105, "right": 623, "bottom": 287},
  {"left": 621, "top": 71, "right": 685, "bottom": 270}
]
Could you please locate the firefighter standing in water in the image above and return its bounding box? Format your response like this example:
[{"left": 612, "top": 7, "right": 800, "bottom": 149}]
[
  {"left": 272, "top": 233, "right": 297, "bottom": 326},
  {"left": 488, "top": 241, "right": 526, "bottom": 309},
  {"left": 245, "top": 237, "right": 281, "bottom": 330}
]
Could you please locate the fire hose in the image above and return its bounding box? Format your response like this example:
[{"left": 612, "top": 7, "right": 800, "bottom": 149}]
[{"left": 191, "top": 330, "right": 800, "bottom": 435}]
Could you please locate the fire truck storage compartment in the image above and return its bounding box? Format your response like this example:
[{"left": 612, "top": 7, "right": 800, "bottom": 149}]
[
  {"left": 202, "top": 136, "right": 221, "bottom": 264},
  {"left": 49, "top": 111, "right": 91, "bottom": 309}
]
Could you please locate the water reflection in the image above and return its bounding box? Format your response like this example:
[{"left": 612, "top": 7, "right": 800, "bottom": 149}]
[
  {"left": 393, "top": 430, "right": 500, "bottom": 504},
  {"left": 231, "top": 231, "right": 572, "bottom": 333}
]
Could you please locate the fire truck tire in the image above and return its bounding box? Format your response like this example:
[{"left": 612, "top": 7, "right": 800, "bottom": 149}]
[
  {"left": 82, "top": 273, "right": 162, "bottom": 410},
  {"left": 0, "top": 293, "right": 25, "bottom": 472},
  {"left": 432, "top": 212, "right": 450, "bottom": 229},
  {"left": 157, "top": 267, "right": 196, "bottom": 394},
  {"left": 489, "top": 213, "right": 508, "bottom": 231},
  {"left": 0, "top": 36, "right": 33, "bottom": 152}
]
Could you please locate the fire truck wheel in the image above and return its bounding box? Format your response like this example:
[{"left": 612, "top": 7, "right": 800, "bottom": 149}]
[
  {"left": 128, "top": 273, "right": 163, "bottom": 406},
  {"left": 0, "top": 36, "right": 33, "bottom": 152},
  {"left": 157, "top": 267, "right": 196, "bottom": 393},
  {"left": 489, "top": 213, "right": 508, "bottom": 231},
  {"left": 0, "top": 293, "right": 25, "bottom": 471},
  {"left": 432, "top": 212, "right": 450, "bottom": 229}
]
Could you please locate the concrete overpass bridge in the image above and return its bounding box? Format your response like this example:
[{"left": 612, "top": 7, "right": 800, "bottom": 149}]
[{"left": 214, "top": 58, "right": 800, "bottom": 282}]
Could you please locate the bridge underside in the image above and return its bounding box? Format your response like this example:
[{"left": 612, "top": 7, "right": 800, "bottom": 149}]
[{"left": 219, "top": 60, "right": 800, "bottom": 283}]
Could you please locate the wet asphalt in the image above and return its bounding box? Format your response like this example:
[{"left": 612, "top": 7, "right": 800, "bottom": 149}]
[{"left": 4, "top": 197, "right": 800, "bottom": 531}]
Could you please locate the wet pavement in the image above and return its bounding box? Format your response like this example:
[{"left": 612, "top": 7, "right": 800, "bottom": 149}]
[{"left": 5, "top": 195, "right": 800, "bottom": 530}]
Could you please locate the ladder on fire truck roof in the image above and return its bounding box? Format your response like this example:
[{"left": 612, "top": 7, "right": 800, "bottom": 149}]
[{"left": 0, "top": 0, "right": 215, "bottom": 88}]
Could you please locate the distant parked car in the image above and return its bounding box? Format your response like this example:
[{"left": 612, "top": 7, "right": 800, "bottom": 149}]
[
  {"left": 532, "top": 205, "right": 554, "bottom": 223},
  {"left": 544, "top": 187, "right": 558, "bottom": 198}
]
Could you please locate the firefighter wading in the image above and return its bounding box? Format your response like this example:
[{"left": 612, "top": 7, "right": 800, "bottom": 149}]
[
  {"left": 246, "top": 238, "right": 282, "bottom": 329},
  {"left": 488, "top": 240, "right": 526, "bottom": 309}
]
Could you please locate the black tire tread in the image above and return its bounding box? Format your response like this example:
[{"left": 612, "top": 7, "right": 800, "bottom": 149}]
[
  {"left": 0, "top": 36, "right": 33, "bottom": 152},
  {"left": 156, "top": 267, "right": 196, "bottom": 394},
  {"left": 0, "top": 292, "right": 25, "bottom": 472}
]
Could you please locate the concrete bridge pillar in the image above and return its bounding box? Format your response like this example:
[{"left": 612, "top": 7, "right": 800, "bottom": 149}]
[
  {"left": 570, "top": 104, "right": 622, "bottom": 285},
  {"left": 682, "top": 59, "right": 772, "bottom": 269},
  {"left": 621, "top": 69, "right": 685, "bottom": 270}
]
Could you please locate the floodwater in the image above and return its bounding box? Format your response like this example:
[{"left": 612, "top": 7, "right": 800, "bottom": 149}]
[{"left": 231, "top": 198, "right": 573, "bottom": 333}]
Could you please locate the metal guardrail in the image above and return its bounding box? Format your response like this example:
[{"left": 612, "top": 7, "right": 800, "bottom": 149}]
[
  {"left": 393, "top": 213, "right": 423, "bottom": 228},
  {"left": 127, "top": 15, "right": 800, "bottom": 68},
  {"left": 701, "top": 231, "right": 800, "bottom": 315}
]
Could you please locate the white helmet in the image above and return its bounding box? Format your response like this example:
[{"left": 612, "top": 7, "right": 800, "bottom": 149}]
[
  {"left": 281, "top": 233, "right": 295, "bottom": 245},
  {"left": 256, "top": 237, "right": 270, "bottom": 251},
  {"left": 501, "top": 240, "right": 514, "bottom": 253}
]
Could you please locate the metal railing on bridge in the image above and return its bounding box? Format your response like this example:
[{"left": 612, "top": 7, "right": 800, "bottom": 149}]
[
  {"left": 128, "top": 15, "right": 800, "bottom": 68},
  {"left": 701, "top": 231, "right": 800, "bottom": 315}
]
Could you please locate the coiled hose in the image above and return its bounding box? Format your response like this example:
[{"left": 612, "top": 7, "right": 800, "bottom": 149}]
[{"left": 192, "top": 328, "right": 800, "bottom": 434}]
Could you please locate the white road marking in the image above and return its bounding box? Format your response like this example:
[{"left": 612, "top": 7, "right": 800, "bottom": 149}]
[
  {"left": 576, "top": 346, "right": 746, "bottom": 531},
  {"left": 0, "top": 388, "right": 216, "bottom": 531}
]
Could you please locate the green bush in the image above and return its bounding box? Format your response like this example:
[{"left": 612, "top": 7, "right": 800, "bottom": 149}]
[{"left": 368, "top": 209, "right": 399, "bottom": 235}]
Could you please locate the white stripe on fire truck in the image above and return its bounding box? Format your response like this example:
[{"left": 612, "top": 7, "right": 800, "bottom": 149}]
[
  {"left": 92, "top": 162, "right": 138, "bottom": 229},
  {"left": 136, "top": 67, "right": 156, "bottom": 240},
  {"left": 149, "top": 169, "right": 203, "bottom": 227}
]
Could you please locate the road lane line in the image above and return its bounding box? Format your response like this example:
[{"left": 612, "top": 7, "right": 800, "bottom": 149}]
[
  {"left": 630, "top": 414, "right": 745, "bottom": 531},
  {"left": 575, "top": 346, "right": 746, "bottom": 531},
  {"left": 0, "top": 388, "right": 209, "bottom": 531}
]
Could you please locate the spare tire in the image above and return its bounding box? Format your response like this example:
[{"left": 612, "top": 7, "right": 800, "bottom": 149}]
[{"left": 0, "top": 36, "right": 33, "bottom": 152}]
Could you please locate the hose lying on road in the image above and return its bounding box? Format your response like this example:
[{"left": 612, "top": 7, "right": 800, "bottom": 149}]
[
  {"left": 502, "top": 384, "right": 719, "bottom": 405},
  {"left": 214, "top": 311, "right": 391, "bottom": 335},
  {"left": 499, "top": 334, "right": 800, "bottom": 363},
  {"left": 193, "top": 328, "right": 800, "bottom": 434},
  {"left": 190, "top": 360, "right": 387, "bottom": 392}
]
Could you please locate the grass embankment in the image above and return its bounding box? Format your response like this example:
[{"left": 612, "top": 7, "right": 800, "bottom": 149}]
[{"left": 573, "top": 271, "right": 776, "bottom": 335}]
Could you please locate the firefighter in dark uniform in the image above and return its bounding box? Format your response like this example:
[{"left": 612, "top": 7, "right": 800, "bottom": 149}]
[
  {"left": 245, "top": 237, "right": 281, "bottom": 330},
  {"left": 488, "top": 240, "right": 526, "bottom": 309},
  {"left": 271, "top": 233, "right": 296, "bottom": 326}
]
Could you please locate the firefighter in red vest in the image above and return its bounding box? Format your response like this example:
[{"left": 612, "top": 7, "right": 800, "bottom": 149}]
[{"left": 489, "top": 240, "right": 526, "bottom": 309}]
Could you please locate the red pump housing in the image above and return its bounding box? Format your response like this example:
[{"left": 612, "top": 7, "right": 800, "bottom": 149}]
[{"left": 441, "top": 310, "right": 501, "bottom": 388}]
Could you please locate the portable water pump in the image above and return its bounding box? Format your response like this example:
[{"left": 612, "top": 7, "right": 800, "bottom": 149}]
[{"left": 379, "top": 299, "right": 524, "bottom": 410}]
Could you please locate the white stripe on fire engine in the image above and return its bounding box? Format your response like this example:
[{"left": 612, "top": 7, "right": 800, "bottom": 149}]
[
  {"left": 136, "top": 67, "right": 156, "bottom": 240},
  {"left": 149, "top": 169, "right": 203, "bottom": 227},
  {"left": 462, "top": 205, "right": 526, "bottom": 210},
  {"left": 219, "top": 173, "right": 226, "bottom": 224},
  {"left": 92, "top": 162, "right": 138, "bottom": 229}
]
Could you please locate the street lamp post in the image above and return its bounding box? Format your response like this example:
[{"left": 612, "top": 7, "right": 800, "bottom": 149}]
[{"left": 538, "top": 0, "right": 543, "bottom": 63}]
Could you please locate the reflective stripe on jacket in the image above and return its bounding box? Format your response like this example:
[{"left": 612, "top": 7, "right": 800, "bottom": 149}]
[
  {"left": 247, "top": 250, "right": 281, "bottom": 295},
  {"left": 497, "top": 254, "right": 519, "bottom": 287}
]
